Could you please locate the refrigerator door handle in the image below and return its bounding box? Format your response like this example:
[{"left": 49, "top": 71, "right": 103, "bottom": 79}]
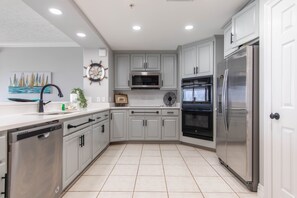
[{"left": 222, "top": 69, "right": 229, "bottom": 131}]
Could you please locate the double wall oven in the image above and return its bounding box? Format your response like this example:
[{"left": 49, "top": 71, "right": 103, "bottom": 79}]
[{"left": 182, "top": 76, "right": 213, "bottom": 141}]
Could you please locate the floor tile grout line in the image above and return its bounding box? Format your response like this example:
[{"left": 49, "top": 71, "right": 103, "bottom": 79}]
[
  {"left": 159, "top": 144, "right": 170, "bottom": 198},
  {"left": 176, "top": 145, "right": 205, "bottom": 198},
  {"left": 96, "top": 144, "right": 127, "bottom": 197},
  {"left": 196, "top": 148, "right": 241, "bottom": 197},
  {"left": 132, "top": 144, "right": 143, "bottom": 198}
]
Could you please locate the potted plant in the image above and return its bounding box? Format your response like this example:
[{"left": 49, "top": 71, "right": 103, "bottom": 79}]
[{"left": 71, "top": 88, "right": 87, "bottom": 109}]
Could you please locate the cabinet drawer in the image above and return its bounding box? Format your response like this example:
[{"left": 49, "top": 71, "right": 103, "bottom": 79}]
[
  {"left": 162, "top": 110, "right": 179, "bottom": 116},
  {"left": 64, "top": 115, "right": 93, "bottom": 136},
  {"left": 129, "top": 109, "right": 161, "bottom": 116},
  {"left": 93, "top": 111, "right": 109, "bottom": 123}
]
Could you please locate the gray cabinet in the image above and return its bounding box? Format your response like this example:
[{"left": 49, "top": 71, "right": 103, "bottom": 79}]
[
  {"left": 162, "top": 117, "right": 179, "bottom": 140},
  {"left": 224, "top": 23, "right": 238, "bottom": 58},
  {"left": 102, "top": 120, "right": 110, "bottom": 147},
  {"left": 0, "top": 132, "right": 7, "bottom": 198},
  {"left": 146, "top": 116, "right": 161, "bottom": 140},
  {"left": 63, "top": 130, "right": 81, "bottom": 188},
  {"left": 79, "top": 127, "right": 93, "bottom": 171},
  {"left": 110, "top": 110, "right": 127, "bottom": 142},
  {"left": 131, "top": 54, "right": 160, "bottom": 71},
  {"left": 92, "top": 123, "right": 103, "bottom": 158},
  {"left": 161, "top": 54, "right": 177, "bottom": 90},
  {"left": 129, "top": 116, "right": 145, "bottom": 140},
  {"left": 182, "top": 41, "right": 214, "bottom": 78},
  {"left": 231, "top": 1, "right": 259, "bottom": 47},
  {"left": 128, "top": 116, "right": 161, "bottom": 140},
  {"left": 115, "top": 54, "right": 130, "bottom": 90}
]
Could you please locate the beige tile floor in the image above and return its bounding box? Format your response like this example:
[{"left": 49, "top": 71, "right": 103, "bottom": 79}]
[{"left": 64, "top": 144, "right": 259, "bottom": 198}]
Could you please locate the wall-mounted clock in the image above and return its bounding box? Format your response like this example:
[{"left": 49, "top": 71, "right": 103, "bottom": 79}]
[{"left": 83, "top": 60, "right": 108, "bottom": 85}]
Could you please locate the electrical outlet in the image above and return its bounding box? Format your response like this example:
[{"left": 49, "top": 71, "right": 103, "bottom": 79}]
[
  {"left": 96, "top": 97, "right": 101, "bottom": 102},
  {"left": 102, "top": 97, "right": 106, "bottom": 102}
]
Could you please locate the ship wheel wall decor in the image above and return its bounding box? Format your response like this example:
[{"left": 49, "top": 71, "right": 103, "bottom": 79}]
[{"left": 83, "top": 60, "right": 108, "bottom": 85}]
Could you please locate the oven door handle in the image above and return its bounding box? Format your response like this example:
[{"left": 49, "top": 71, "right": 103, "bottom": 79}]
[{"left": 222, "top": 69, "right": 229, "bottom": 131}]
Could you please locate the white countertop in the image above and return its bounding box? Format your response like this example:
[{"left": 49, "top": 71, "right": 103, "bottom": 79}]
[
  {"left": 0, "top": 105, "right": 180, "bottom": 131},
  {"left": 0, "top": 107, "right": 109, "bottom": 132}
]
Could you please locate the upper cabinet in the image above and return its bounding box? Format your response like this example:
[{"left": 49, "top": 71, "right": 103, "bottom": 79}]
[
  {"left": 161, "top": 54, "right": 177, "bottom": 90},
  {"left": 131, "top": 54, "right": 160, "bottom": 71},
  {"left": 231, "top": 1, "right": 259, "bottom": 47},
  {"left": 115, "top": 54, "right": 130, "bottom": 90},
  {"left": 224, "top": 23, "right": 238, "bottom": 58},
  {"left": 182, "top": 41, "right": 214, "bottom": 78}
]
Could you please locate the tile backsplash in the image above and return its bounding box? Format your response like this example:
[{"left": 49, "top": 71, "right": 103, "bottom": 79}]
[{"left": 115, "top": 90, "right": 179, "bottom": 106}]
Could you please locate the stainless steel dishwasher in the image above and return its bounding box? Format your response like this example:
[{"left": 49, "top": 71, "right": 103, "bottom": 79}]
[{"left": 8, "top": 121, "right": 62, "bottom": 198}]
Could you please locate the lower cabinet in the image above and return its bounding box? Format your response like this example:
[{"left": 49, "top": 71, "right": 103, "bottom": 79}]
[
  {"left": 110, "top": 110, "right": 127, "bottom": 142},
  {"left": 0, "top": 132, "right": 7, "bottom": 198},
  {"left": 79, "top": 128, "right": 93, "bottom": 171},
  {"left": 162, "top": 117, "right": 179, "bottom": 140},
  {"left": 63, "top": 127, "right": 92, "bottom": 189},
  {"left": 128, "top": 116, "right": 161, "bottom": 140},
  {"left": 93, "top": 120, "right": 110, "bottom": 158}
]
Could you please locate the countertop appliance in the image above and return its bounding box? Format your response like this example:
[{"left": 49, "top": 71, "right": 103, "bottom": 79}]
[
  {"left": 130, "top": 72, "right": 161, "bottom": 89},
  {"left": 8, "top": 121, "right": 63, "bottom": 198},
  {"left": 182, "top": 76, "right": 213, "bottom": 141},
  {"left": 216, "top": 45, "right": 259, "bottom": 191}
]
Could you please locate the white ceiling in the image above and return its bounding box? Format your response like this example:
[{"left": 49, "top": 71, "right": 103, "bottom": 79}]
[
  {"left": 74, "top": 0, "right": 248, "bottom": 50},
  {"left": 0, "top": 0, "right": 77, "bottom": 47}
]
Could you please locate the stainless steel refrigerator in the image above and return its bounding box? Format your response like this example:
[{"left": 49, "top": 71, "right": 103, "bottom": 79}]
[{"left": 216, "top": 45, "right": 259, "bottom": 191}]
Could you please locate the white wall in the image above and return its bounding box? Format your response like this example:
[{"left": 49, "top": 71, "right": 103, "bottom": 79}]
[
  {"left": 0, "top": 47, "right": 83, "bottom": 101},
  {"left": 83, "top": 48, "right": 113, "bottom": 103}
]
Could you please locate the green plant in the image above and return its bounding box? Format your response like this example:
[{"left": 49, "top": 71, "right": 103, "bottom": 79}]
[{"left": 71, "top": 88, "right": 88, "bottom": 108}]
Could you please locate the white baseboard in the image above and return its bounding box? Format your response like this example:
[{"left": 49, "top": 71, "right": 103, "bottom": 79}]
[{"left": 257, "top": 183, "right": 264, "bottom": 198}]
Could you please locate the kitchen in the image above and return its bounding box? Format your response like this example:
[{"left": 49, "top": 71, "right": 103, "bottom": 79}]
[{"left": 0, "top": 0, "right": 296, "bottom": 198}]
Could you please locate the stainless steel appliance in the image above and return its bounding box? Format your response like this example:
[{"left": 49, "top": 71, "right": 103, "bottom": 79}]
[
  {"left": 130, "top": 72, "right": 161, "bottom": 89},
  {"left": 216, "top": 45, "right": 259, "bottom": 191},
  {"left": 182, "top": 76, "right": 213, "bottom": 140},
  {"left": 8, "top": 121, "right": 63, "bottom": 198}
]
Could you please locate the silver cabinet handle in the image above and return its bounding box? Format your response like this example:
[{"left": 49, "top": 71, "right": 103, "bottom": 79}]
[
  {"left": 143, "top": 120, "right": 145, "bottom": 126},
  {"left": 194, "top": 67, "right": 196, "bottom": 74},
  {"left": 196, "top": 66, "right": 198, "bottom": 74},
  {"left": 167, "top": 111, "right": 174, "bottom": 114},
  {"left": 162, "top": 120, "right": 165, "bottom": 126},
  {"left": 230, "top": 33, "right": 234, "bottom": 44}
]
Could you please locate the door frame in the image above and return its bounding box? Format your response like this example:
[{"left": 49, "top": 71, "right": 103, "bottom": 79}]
[{"left": 262, "top": 0, "right": 284, "bottom": 197}]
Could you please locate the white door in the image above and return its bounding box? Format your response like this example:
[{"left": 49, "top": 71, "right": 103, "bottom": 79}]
[
  {"left": 270, "top": 0, "right": 297, "bottom": 197},
  {"left": 129, "top": 116, "right": 145, "bottom": 140},
  {"left": 196, "top": 41, "right": 214, "bottom": 76},
  {"left": 182, "top": 45, "right": 197, "bottom": 78},
  {"left": 145, "top": 116, "right": 161, "bottom": 140}
]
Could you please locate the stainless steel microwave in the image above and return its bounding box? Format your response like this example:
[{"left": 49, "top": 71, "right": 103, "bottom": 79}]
[{"left": 129, "top": 72, "right": 161, "bottom": 89}]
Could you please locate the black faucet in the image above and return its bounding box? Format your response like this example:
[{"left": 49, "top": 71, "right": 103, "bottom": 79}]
[{"left": 38, "top": 84, "right": 64, "bottom": 113}]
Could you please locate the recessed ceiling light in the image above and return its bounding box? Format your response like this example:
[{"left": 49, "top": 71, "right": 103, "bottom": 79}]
[
  {"left": 132, "top": 25, "right": 141, "bottom": 31},
  {"left": 76, "top": 33, "right": 86, "bottom": 38},
  {"left": 185, "top": 25, "right": 194, "bottom": 30},
  {"left": 49, "top": 8, "right": 62, "bottom": 15}
]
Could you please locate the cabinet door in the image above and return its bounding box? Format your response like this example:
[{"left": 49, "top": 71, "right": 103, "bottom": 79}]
[
  {"left": 131, "top": 54, "right": 146, "bottom": 71},
  {"left": 197, "top": 41, "right": 214, "bottom": 76},
  {"left": 79, "top": 127, "right": 93, "bottom": 170},
  {"left": 145, "top": 116, "right": 161, "bottom": 140},
  {"left": 232, "top": 1, "right": 259, "bottom": 47},
  {"left": 161, "top": 54, "right": 177, "bottom": 90},
  {"left": 162, "top": 117, "right": 179, "bottom": 140},
  {"left": 129, "top": 116, "right": 145, "bottom": 140},
  {"left": 224, "top": 23, "right": 238, "bottom": 58},
  {"left": 182, "top": 45, "right": 197, "bottom": 78},
  {"left": 115, "top": 54, "right": 130, "bottom": 90},
  {"left": 110, "top": 110, "right": 127, "bottom": 142},
  {"left": 102, "top": 120, "right": 110, "bottom": 148},
  {"left": 146, "top": 54, "right": 161, "bottom": 71},
  {"left": 63, "top": 132, "right": 81, "bottom": 189},
  {"left": 92, "top": 123, "right": 103, "bottom": 159},
  {"left": 0, "top": 132, "right": 6, "bottom": 197}
]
